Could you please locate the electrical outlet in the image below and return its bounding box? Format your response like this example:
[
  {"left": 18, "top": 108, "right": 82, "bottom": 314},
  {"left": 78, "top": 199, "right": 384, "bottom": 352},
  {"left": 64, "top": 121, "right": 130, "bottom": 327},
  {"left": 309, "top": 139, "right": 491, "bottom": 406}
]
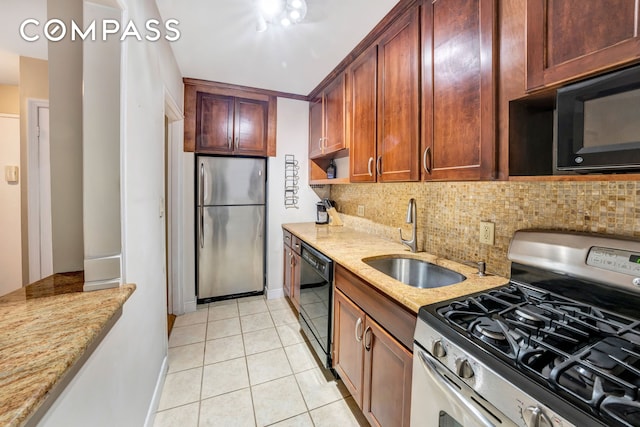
[
  {"left": 357, "top": 205, "right": 365, "bottom": 217},
  {"left": 479, "top": 221, "right": 495, "bottom": 245}
]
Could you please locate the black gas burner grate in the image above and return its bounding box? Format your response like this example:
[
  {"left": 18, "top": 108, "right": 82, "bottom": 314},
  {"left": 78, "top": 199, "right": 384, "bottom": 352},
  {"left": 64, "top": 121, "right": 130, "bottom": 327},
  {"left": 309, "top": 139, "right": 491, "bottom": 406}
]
[{"left": 435, "top": 282, "right": 640, "bottom": 425}]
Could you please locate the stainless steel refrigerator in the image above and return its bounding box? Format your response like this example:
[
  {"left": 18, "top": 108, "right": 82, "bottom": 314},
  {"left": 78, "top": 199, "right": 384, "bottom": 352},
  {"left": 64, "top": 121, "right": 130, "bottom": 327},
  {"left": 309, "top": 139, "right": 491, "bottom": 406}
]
[{"left": 196, "top": 156, "right": 266, "bottom": 302}]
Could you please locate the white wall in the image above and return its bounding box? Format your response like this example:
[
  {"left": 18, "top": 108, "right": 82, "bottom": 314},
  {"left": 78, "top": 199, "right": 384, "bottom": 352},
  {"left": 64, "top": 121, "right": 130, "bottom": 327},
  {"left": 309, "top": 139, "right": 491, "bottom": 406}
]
[
  {"left": 82, "top": 2, "right": 122, "bottom": 289},
  {"left": 0, "top": 115, "right": 21, "bottom": 295},
  {"left": 266, "top": 98, "right": 319, "bottom": 299},
  {"left": 47, "top": 0, "right": 84, "bottom": 274},
  {"left": 37, "top": 0, "right": 183, "bottom": 425}
]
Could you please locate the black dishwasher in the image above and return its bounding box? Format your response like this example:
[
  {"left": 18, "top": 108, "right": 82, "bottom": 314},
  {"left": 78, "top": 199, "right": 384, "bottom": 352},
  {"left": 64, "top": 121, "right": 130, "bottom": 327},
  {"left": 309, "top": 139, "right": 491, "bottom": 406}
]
[{"left": 298, "top": 242, "right": 334, "bottom": 371}]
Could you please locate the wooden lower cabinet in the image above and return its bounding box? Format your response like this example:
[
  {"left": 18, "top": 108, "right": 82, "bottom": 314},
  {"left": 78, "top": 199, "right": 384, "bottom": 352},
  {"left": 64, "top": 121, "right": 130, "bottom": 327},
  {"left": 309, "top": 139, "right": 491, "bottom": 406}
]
[
  {"left": 291, "top": 251, "right": 301, "bottom": 310},
  {"left": 333, "top": 287, "right": 413, "bottom": 427},
  {"left": 334, "top": 289, "right": 366, "bottom": 406},
  {"left": 282, "top": 231, "right": 301, "bottom": 311}
]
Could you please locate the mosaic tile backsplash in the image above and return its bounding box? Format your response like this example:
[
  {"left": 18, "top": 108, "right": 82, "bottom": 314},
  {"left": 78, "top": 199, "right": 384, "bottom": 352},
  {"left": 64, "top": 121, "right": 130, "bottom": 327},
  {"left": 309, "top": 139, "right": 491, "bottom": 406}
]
[{"left": 330, "top": 181, "right": 640, "bottom": 278}]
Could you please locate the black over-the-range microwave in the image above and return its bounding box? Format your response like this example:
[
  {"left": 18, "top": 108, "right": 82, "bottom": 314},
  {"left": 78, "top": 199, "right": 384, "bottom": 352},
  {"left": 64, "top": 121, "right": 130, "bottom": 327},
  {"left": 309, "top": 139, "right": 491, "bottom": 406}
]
[{"left": 556, "top": 64, "right": 640, "bottom": 173}]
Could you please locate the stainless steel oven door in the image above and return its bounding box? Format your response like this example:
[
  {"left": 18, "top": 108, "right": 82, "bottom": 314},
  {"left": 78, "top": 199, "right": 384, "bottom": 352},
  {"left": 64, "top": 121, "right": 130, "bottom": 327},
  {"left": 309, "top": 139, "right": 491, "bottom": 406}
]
[{"left": 410, "top": 345, "right": 518, "bottom": 427}]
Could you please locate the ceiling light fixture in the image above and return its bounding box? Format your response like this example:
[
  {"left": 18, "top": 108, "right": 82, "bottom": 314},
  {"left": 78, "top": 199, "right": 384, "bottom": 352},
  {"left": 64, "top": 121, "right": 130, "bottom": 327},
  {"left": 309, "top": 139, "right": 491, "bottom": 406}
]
[{"left": 256, "top": 0, "right": 308, "bottom": 32}]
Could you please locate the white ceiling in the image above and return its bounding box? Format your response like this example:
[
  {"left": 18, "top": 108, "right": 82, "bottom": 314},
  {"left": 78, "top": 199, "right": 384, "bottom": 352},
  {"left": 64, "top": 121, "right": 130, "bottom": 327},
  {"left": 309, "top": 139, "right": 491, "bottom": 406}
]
[
  {"left": 0, "top": 0, "right": 399, "bottom": 94},
  {"left": 156, "top": 0, "right": 400, "bottom": 95}
]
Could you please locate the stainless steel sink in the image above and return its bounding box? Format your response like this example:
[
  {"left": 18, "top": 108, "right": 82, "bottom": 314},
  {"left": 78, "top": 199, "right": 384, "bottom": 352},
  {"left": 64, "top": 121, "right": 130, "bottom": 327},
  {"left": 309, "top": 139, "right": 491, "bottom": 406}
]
[{"left": 363, "top": 256, "right": 466, "bottom": 288}]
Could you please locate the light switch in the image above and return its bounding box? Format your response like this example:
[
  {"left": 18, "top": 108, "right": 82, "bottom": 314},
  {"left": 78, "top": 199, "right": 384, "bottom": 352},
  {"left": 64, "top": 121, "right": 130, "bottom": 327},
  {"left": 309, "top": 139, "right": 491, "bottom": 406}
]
[{"left": 5, "top": 166, "right": 19, "bottom": 183}]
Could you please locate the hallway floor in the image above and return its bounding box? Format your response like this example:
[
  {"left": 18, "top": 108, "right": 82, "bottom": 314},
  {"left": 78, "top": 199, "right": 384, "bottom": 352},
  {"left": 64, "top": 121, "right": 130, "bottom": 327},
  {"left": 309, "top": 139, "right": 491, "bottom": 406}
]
[{"left": 153, "top": 295, "right": 369, "bottom": 427}]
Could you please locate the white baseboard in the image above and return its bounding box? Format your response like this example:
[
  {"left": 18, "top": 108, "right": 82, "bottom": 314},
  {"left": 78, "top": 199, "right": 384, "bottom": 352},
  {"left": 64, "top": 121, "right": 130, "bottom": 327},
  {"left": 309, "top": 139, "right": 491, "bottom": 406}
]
[
  {"left": 184, "top": 300, "right": 197, "bottom": 313},
  {"left": 266, "top": 287, "right": 284, "bottom": 300},
  {"left": 143, "top": 354, "right": 168, "bottom": 427}
]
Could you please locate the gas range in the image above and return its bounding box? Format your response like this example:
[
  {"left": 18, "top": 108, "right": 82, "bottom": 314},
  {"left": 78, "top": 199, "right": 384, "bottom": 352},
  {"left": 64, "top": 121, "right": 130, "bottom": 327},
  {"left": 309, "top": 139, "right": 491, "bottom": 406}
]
[{"left": 412, "top": 230, "right": 640, "bottom": 427}]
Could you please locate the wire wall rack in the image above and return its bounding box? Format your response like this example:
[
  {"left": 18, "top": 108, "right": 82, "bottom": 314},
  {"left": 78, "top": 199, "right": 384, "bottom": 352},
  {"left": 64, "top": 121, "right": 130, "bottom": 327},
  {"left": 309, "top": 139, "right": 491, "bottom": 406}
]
[{"left": 284, "top": 154, "right": 300, "bottom": 209}]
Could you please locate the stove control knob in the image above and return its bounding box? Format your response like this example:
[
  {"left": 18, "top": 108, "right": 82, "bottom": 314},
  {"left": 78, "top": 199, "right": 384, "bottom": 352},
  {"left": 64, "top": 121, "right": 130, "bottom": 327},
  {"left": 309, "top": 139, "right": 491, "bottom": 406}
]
[
  {"left": 523, "top": 406, "right": 552, "bottom": 427},
  {"left": 432, "top": 340, "right": 447, "bottom": 357},
  {"left": 457, "top": 359, "right": 474, "bottom": 379}
]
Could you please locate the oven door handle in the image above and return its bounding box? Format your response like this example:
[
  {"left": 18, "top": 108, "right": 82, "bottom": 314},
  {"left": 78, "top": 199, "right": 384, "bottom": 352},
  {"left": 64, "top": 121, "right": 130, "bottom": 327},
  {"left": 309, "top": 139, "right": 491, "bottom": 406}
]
[{"left": 417, "top": 348, "right": 496, "bottom": 427}]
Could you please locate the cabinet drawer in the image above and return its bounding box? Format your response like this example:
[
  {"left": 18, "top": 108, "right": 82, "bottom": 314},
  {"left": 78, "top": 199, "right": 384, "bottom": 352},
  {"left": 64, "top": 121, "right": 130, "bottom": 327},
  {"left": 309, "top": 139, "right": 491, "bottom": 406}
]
[
  {"left": 335, "top": 264, "right": 416, "bottom": 350},
  {"left": 291, "top": 236, "right": 302, "bottom": 255},
  {"left": 283, "top": 230, "right": 292, "bottom": 247}
]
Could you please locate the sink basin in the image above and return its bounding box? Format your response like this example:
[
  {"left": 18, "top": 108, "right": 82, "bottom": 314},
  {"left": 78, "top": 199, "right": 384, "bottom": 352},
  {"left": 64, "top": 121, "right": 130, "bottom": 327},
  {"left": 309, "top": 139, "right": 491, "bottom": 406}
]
[{"left": 363, "top": 256, "right": 466, "bottom": 288}]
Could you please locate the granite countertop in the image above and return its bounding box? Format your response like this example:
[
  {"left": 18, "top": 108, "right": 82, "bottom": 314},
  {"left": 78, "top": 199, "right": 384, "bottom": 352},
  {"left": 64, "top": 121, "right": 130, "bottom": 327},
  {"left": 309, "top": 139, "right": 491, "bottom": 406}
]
[
  {"left": 283, "top": 222, "right": 509, "bottom": 313},
  {"left": 0, "top": 272, "right": 136, "bottom": 427}
]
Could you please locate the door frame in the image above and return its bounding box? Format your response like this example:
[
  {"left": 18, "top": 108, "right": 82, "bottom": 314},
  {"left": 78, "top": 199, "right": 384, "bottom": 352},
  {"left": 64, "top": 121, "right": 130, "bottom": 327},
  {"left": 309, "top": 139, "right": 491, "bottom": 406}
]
[
  {"left": 164, "top": 88, "right": 185, "bottom": 315},
  {"left": 27, "top": 99, "right": 52, "bottom": 282}
]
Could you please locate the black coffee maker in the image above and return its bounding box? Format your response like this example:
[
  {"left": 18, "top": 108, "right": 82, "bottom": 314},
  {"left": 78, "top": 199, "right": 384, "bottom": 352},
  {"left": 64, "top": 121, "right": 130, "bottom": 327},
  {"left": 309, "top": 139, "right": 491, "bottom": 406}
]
[{"left": 315, "top": 199, "right": 335, "bottom": 224}]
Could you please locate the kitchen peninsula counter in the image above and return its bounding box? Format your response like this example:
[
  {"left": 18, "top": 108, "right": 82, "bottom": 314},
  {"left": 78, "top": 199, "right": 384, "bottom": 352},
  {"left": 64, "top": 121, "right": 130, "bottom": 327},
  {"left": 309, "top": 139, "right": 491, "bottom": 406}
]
[
  {"left": 283, "top": 222, "right": 508, "bottom": 313},
  {"left": 0, "top": 272, "right": 135, "bottom": 427}
]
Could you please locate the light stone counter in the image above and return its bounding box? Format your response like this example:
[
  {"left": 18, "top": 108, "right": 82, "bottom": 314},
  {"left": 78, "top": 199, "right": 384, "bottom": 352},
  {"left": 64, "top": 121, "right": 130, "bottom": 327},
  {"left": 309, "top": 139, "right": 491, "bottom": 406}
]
[
  {"left": 283, "top": 222, "right": 509, "bottom": 313},
  {"left": 0, "top": 272, "right": 135, "bottom": 427}
]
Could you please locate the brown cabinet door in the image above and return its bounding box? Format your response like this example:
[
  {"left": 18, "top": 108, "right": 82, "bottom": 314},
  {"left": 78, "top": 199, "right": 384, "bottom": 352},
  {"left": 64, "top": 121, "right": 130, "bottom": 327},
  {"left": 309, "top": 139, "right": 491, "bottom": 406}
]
[
  {"left": 291, "top": 251, "right": 301, "bottom": 311},
  {"left": 234, "top": 98, "right": 268, "bottom": 155},
  {"left": 283, "top": 245, "right": 292, "bottom": 300},
  {"left": 348, "top": 46, "right": 378, "bottom": 183},
  {"left": 197, "top": 93, "right": 234, "bottom": 154},
  {"left": 309, "top": 97, "right": 324, "bottom": 159},
  {"left": 333, "top": 289, "right": 365, "bottom": 408},
  {"left": 422, "top": 0, "right": 496, "bottom": 181},
  {"left": 377, "top": 7, "right": 420, "bottom": 182},
  {"left": 362, "top": 316, "right": 413, "bottom": 427},
  {"left": 323, "top": 74, "right": 346, "bottom": 155},
  {"left": 527, "top": 0, "right": 640, "bottom": 91}
]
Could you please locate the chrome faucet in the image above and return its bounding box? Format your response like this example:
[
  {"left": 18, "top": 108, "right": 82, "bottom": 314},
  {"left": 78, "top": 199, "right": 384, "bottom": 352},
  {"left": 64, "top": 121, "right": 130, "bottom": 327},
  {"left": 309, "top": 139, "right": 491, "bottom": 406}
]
[{"left": 399, "top": 198, "right": 417, "bottom": 253}]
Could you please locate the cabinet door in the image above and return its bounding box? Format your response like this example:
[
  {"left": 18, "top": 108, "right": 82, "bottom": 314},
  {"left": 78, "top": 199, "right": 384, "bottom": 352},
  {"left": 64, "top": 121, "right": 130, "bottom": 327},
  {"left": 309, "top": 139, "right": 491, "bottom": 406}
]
[
  {"left": 362, "top": 316, "right": 412, "bottom": 427},
  {"left": 377, "top": 8, "right": 420, "bottom": 182},
  {"left": 422, "top": 0, "right": 496, "bottom": 181},
  {"left": 234, "top": 98, "right": 268, "bottom": 155},
  {"left": 283, "top": 245, "right": 292, "bottom": 300},
  {"left": 333, "top": 289, "right": 365, "bottom": 408},
  {"left": 309, "top": 98, "right": 324, "bottom": 159},
  {"left": 323, "top": 74, "right": 346, "bottom": 155},
  {"left": 527, "top": 0, "right": 640, "bottom": 91},
  {"left": 197, "top": 93, "right": 234, "bottom": 154},
  {"left": 348, "top": 46, "right": 378, "bottom": 183},
  {"left": 291, "top": 251, "right": 301, "bottom": 311}
]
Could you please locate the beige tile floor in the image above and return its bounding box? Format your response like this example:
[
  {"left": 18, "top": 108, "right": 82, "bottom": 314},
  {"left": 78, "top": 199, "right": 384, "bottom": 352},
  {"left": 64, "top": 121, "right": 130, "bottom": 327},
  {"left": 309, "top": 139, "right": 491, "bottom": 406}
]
[{"left": 154, "top": 295, "right": 370, "bottom": 427}]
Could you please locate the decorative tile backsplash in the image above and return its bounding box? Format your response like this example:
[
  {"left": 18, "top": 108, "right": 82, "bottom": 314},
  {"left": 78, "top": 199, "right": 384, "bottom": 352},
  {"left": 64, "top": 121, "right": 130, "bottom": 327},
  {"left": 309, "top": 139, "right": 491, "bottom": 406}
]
[{"left": 331, "top": 181, "right": 640, "bottom": 277}]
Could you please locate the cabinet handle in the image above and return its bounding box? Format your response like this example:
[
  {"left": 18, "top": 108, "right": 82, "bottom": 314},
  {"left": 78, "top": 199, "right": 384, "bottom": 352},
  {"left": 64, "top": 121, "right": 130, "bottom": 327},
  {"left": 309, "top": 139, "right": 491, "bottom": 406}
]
[
  {"left": 318, "top": 138, "right": 323, "bottom": 152},
  {"left": 323, "top": 137, "right": 328, "bottom": 149},
  {"left": 367, "top": 157, "right": 374, "bottom": 177},
  {"left": 234, "top": 136, "right": 239, "bottom": 148},
  {"left": 228, "top": 136, "right": 232, "bottom": 150},
  {"left": 423, "top": 146, "right": 431, "bottom": 174},
  {"left": 355, "top": 317, "right": 363, "bottom": 342},
  {"left": 199, "top": 163, "right": 205, "bottom": 249},
  {"left": 364, "top": 326, "right": 372, "bottom": 351},
  {"left": 376, "top": 156, "right": 382, "bottom": 177},
  {"left": 289, "top": 251, "right": 293, "bottom": 266}
]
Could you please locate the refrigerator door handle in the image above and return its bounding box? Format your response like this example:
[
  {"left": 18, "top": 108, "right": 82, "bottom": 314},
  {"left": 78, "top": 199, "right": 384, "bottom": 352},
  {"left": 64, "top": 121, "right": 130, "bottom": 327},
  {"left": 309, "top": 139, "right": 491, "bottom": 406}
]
[{"left": 200, "top": 163, "right": 205, "bottom": 248}]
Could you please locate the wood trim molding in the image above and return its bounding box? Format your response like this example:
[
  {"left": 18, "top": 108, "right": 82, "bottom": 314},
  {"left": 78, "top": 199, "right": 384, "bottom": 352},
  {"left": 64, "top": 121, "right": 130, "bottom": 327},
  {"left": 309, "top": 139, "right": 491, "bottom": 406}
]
[
  {"left": 307, "top": 0, "right": 420, "bottom": 100},
  {"left": 183, "top": 78, "right": 307, "bottom": 101}
]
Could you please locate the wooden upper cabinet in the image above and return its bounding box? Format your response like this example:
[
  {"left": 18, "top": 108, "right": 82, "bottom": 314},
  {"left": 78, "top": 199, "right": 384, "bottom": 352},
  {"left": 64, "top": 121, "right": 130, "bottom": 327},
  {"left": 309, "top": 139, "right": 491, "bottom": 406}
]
[
  {"left": 197, "top": 94, "right": 234, "bottom": 153},
  {"left": 184, "top": 80, "right": 277, "bottom": 156},
  {"left": 377, "top": 7, "right": 420, "bottom": 182},
  {"left": 527, "top": 0, "right": 640, "bottom": 91},
  {"left": 309, "top": 97, "right": 324, "bottom": 159},
  {"left": 324, "top": 75, "right": 346, "bottom": 154},
  {"left": 234, "top": 98, "right": 269, "bottom": 155},
  {"left": 348, "top": 46, "right": 378, "bottom": 183},
  {"left": 309, "top": 75, "right": 347, "bottom": 159},
  {"left": 422, "top": 0, "right": 496, "bottom": 181}
]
